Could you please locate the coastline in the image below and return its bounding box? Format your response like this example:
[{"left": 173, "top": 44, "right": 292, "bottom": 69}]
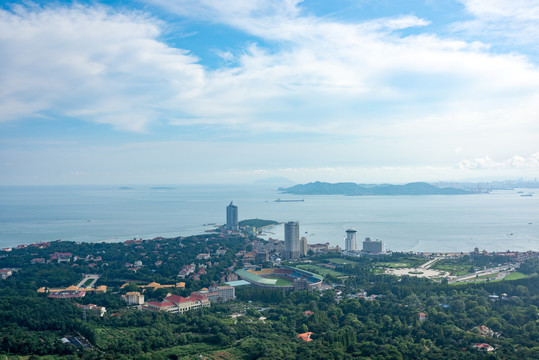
[{"left": 1, "top": 185, "right": 537, "bottom": 252}]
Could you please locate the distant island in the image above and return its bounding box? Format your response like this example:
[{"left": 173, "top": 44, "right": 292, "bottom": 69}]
[
  {"left": 150, "top": 186, "right": 175, "bottom": 190},
  {"left": 239, "top": 219, "right": 279, "bottom": 228},
  {"left": 279, "top": 181, "right": 472, "bottom": 196},
  {"left": 118, "top": 186, "right": 133, "bottom": 190}
]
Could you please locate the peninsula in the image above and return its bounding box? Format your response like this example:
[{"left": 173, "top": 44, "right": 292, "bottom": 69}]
[{"left": 279, "top": 181, "right": 472, "bottom": 196}]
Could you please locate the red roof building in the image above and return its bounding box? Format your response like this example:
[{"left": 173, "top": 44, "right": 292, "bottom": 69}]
[
  {"left": 297, "top": 332, "right": 313, "bottom": 342},
  {"left": 0, "top": 269, "right": 13, "bottom": 279},
  {"left": 143, "top": 301, "right": 175, "bottom": 312},
  {"left": 472, "top": 343, "right": 494, "bottom": 352}
]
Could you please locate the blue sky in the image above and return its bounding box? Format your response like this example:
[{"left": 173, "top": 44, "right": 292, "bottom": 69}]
[{"left": 1, "top": 0, "right": 538, "bottom": 185}]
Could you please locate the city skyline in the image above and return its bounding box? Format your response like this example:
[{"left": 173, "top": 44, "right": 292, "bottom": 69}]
[{"left": 1, "top": 1, "right": 539, "bottom": 185}]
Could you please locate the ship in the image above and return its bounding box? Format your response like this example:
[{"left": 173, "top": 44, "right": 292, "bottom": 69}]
[
  {"left": 520, "top": 193, "right": 533, "bottom": 197},
  {"left": 274, "top": 198, "right": 304, "bottom": 202}
]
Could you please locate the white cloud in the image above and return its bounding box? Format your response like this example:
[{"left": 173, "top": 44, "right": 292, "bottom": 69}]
[
  {"left": 0, "top": 4, "right": 204, "bottom": 131},
  {"left": 1, "top": 1, "right": 539, "bottom": 184},
  {"left": 457, "top": 153, "right": 539, "bottom": 170},
  {"left": 457, "top": 0, "right": 539, "bottom": 45},
  {"left": 463, "top": 0, "right": 539, "bottom": 21}
]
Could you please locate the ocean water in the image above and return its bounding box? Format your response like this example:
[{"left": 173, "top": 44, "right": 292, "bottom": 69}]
[{"left": 0, "top": 185, "right": 537, "bottom": 253}]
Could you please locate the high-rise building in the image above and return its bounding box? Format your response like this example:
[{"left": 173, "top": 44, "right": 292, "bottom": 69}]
[
  {"left": 300, "top": 237, "right": 308, "bottom": 257},
  {"left": 345, "top": 229, "right": 358, "bottom": 251},
  {"left": 284, "top": 221, "right": 300, "bottom": 259},
  {"left": 226, "top": 201, "right": 238, "bottom": 231},
  {"left": 362, "top": 237, "right": 384, "bottom": 253}
]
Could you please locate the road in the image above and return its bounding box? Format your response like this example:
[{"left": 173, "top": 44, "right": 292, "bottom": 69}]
[
  {"left": 449, "top": 264, "right": 517, "bottom": 283},
  {"left": 420, "top": 257, "right": 442, "bottom": 269}
]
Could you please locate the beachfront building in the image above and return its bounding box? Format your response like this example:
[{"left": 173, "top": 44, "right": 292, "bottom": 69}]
[
  {"left": 345, "top": 229, "right": 358, "bottom": 251},
  {"left": 362, "top": 237, "right": 384, "bottom": 254}
]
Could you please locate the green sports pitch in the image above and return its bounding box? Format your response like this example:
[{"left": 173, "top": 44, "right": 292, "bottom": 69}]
[{"left": 264, "top": 276, "right": 293, "bottom": 287}]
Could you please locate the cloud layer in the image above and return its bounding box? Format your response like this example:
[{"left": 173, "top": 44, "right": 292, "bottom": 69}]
[
  {"left": 0, "top": 0, "right": 538, "bottom": 184},
  {"left": 0, "top": 4, "right": 204, "bottom": 131}
]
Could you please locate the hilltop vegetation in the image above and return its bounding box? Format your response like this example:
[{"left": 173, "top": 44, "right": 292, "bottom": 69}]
[{"left": 0, "top": 239, "right": 538, "bottom": 359}]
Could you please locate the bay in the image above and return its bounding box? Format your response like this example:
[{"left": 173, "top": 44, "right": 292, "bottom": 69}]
[{"left": 0, "top": 185, "right": 537, "bottom": 252}]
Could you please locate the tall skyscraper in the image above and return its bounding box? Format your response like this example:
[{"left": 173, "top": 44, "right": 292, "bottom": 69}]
[
  {"left": 284, "top": 221, "right": 300, "bottom": 259},
  {"left": 226, "top": 201, "right": 238, "bottom": 231},
  {"left": 345, "top": 229, "right": 357, "bottom": 251}
]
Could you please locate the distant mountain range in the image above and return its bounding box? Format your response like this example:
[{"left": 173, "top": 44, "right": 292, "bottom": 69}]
[{"left": 279, "top": 181, "right": 472, "bottom": 196}]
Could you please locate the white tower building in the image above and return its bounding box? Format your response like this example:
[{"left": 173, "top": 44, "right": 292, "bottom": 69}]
[{"left": 345, "top": 229, "right": 358, "bottom": 251}]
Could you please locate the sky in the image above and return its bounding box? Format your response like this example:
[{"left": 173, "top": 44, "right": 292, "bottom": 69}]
[{"left": 1, "top": 0, "right": 538, "bottom": 185}]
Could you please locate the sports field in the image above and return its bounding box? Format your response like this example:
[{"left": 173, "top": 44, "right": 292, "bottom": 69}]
[
  {"left": 296, "top": 264, "right": 342, "bottom": 277},
  {"left": 264, "top": 276, "right": 293, "bottom": 286}
]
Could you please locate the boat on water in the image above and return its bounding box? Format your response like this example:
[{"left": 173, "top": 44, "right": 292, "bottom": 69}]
[
  {"left": 274, "top": 198, "right": 304, "bottom": 202},
  {"left": 520, "top": 193, "right": 533, "bottom": 197}
]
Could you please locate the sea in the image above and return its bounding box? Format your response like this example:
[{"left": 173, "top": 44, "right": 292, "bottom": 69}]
[{"left": 0, "top": 185, "right": 537, "bottom": 253}]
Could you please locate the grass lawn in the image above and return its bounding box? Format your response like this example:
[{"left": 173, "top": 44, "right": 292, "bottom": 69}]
[
  {"left": 295, "top": 264, "right": 343, "bottom": 277},
  {"left": 264, "top": 276, "right": 293, "bottom": 287},
  {"left": 431, "top": 260, "right": 471, "bottom": 276},
  {"left": 376, "top": 262, "right": 411, "bottom": 269},
  {"left": 329, "top": 258, "right": 360, "bottom": 265},
  {"left": 503, "top": 272, "right": 528, "bottom": 281}
]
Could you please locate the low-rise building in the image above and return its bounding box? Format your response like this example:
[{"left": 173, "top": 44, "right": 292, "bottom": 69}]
[
  {"left": 142, "top": 293, "right": 211, "bottom": 314},
  {"left": 143, "top": 301, "right": 175, "bottom": 312},
  {"left": 75, "top": 303, "right": 106, "bottom": 317},
  {"left": 207, "top": 285, "right": 235, "bottom": 301},
  {"left": 472, "top": 343, "right": 494, "bottom": 352},
  {"left": 309, "top": 243, "right": 329, "bottom": 253},
  {"left": 178, "top": 264, "right": 196, "bottom": 278},
  {"left": 48, "top": 290, "right": 85, "bottom": 298},
  {"left": 0, "top": 269, "right": 13, "bottom": 279},
  {"left": 123, "top": 291, "right": 145, "bottom": 305},
  {"left": 50, "top": 252, "right": 72, "bottom": 263}
]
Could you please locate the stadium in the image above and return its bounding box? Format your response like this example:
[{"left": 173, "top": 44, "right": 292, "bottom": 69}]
[{"left": 235, "top": 267, "right": 323, "bottom": 291}]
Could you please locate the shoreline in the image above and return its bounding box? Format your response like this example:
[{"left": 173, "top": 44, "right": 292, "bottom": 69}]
[{"left": 3, "top": 236, "right": 538, "bottom": 258}]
